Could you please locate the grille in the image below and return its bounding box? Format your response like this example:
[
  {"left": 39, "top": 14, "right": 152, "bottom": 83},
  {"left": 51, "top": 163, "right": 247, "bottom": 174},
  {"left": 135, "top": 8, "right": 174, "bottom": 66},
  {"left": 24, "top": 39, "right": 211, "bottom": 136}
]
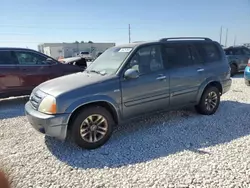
[{"left": 30, "top": 90, "right": 46, "bottom": 110}]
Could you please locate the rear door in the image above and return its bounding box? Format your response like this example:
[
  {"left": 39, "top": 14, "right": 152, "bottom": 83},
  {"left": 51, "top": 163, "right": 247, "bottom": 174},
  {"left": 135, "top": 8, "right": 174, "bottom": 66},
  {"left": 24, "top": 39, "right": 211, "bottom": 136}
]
[
  {"left": 194, "top": 42, "right": 226, "bottom": 79},
  {"left": 0, "top": 50, "right": 21, "bottom": 97},
  {"left": 14, "top": 50, "right": 61, "bottom": 92},
  {"left": 163, "top": 43, "right": 205, "bottom": 107}
]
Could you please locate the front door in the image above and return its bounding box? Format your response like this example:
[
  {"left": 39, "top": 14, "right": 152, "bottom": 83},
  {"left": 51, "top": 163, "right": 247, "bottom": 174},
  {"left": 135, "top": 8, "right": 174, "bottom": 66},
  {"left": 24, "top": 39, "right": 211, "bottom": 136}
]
[
  {"left": 163, "top": 43, "right": 205, "bottom": 107},
  {"left": 121, "top": 44, "right": 170, "bottom": 119},
  {"left": 14, "top": 50, "right": 60, "bottom": 93},
  {"left": 0, "top": 50, "right": 21, "bottom": 97}
]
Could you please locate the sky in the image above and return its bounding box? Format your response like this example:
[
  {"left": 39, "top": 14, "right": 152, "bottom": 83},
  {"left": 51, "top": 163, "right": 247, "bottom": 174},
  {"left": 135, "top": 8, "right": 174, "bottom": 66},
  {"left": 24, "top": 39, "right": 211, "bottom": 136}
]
[{"left": 0, "top": 0, "right": 250, "bottom": 50}]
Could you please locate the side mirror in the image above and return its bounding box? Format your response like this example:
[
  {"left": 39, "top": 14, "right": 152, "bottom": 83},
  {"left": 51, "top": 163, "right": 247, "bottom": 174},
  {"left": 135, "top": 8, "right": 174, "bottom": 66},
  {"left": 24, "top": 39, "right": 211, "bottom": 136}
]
[{"left": 124, "top": 69, "right": 139, "bottom": 79}]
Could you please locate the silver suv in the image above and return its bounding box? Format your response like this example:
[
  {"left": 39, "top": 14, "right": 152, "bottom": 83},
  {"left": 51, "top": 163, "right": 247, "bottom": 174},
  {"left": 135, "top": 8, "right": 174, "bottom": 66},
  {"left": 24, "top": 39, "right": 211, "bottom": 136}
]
[{"left": 25, "top": 37, "right": 232, "bottom": 149}]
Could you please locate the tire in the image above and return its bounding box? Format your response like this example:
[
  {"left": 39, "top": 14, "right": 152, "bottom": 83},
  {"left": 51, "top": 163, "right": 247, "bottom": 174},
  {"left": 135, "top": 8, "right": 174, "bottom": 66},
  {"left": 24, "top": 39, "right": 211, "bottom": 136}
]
[
  {"left": 230, "top": 64, "right": 237, "bottom": 77},
  {"left": 195, "top": 86, "right": 220, "bottom": 115},
  {"left": 71, "top": 106, "right": 114, "bottom": 149}
]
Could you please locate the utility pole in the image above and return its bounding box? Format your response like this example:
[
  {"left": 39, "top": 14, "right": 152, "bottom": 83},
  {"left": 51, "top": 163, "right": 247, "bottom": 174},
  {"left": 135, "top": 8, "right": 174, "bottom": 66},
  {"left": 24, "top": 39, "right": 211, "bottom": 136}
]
[
  {"left": 219, "top": 26, "right": 223, "bottom": 45},
  {"left": 225, "top": 28, "right": 228, "bottom": 47},
  {"left": 234, "top": 35, "right": 237, "bottom": 46},
  {"left": 128, "top": 24, "right": 131, "bottom": 43}
]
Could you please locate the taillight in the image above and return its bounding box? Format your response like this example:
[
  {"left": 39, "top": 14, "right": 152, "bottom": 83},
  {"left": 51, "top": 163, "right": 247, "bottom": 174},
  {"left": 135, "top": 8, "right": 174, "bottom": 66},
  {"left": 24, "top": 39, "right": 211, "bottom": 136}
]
[{"left": 248, "top": 59, "right": 250, "bottom": 67}]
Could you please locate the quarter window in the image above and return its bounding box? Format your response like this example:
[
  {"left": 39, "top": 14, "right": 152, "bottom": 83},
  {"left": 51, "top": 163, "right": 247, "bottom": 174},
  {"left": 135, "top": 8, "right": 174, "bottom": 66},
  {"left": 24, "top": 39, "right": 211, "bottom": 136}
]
[
  {"left": 128, "top": 45, "right": 164, "bottom": 74},
  {"left": 15, "top": 51, "right": 47, "bottom": 65},
  {"left": 195, "top": 43, "right": 221, "bottom": 63}
]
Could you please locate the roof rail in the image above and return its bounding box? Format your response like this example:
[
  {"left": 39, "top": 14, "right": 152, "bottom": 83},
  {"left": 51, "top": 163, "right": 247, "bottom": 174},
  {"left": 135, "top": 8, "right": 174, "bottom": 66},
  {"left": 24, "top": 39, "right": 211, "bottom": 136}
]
[
  {"left": 132, "top": 41, "right": 146, "bottom": 43},
  {"left": 159, "top": 37, "right": 212, "bottom": 42}
]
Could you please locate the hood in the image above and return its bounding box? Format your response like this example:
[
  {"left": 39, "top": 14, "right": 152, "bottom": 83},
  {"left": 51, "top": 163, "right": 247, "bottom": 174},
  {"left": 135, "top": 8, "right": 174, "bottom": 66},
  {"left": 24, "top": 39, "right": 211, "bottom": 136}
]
[{"left": 37, "top": 72, "right": 114, "bottom": 97}]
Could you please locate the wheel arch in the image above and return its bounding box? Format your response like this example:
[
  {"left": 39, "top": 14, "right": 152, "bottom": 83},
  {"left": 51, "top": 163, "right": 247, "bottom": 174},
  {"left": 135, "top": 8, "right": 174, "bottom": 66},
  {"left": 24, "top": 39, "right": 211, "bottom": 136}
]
[
  {"left": 67, "top": 100, "right": 120, "bottom": 131},
  {"left": 196, "top": 79, "right": 222, "bottom": 103}
]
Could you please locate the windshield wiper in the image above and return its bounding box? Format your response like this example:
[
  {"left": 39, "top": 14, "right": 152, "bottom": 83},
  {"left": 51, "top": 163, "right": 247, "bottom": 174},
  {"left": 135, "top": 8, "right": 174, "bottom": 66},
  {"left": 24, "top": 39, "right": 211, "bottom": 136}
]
[{"left": 87, "top": 69, "right": 106, "bottom": 75}]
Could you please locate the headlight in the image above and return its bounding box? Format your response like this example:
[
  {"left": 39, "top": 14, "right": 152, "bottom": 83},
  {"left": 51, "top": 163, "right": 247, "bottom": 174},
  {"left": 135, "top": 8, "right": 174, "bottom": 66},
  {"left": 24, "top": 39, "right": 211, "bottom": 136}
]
[{"left": 38, "top": 95, "right": 57, "bottom": 114}]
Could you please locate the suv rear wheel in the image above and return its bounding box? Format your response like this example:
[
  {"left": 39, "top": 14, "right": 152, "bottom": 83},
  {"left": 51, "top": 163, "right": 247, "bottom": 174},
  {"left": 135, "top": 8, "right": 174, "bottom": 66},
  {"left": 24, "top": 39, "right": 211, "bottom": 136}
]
[
  {"left": 230, "top": 64, "right": 237, "bottom": 77},
  {"left": 71, "top": 106, "right": 114, "bottom": 149},
  {"left": 195, "top": 86, "right": 220, "bottom": 115}
]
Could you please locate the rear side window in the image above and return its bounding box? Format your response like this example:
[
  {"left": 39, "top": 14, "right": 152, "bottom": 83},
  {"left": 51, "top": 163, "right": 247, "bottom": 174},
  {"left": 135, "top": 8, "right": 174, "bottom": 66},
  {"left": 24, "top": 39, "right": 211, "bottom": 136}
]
[
  {"left": 14, "top": 51, "right": 47, "bottom": 65},
  {"left": 224, "top": 49, "right": 234, "bottom": 55},
  {"left": 195, "top": 43, "right": 221, "bottom": 63},
  {"left": 163, "top": 44, "right": 193, "bottom": 68},
  {"left": 0, "top": 51, "right": 15, "bottom": 65}
]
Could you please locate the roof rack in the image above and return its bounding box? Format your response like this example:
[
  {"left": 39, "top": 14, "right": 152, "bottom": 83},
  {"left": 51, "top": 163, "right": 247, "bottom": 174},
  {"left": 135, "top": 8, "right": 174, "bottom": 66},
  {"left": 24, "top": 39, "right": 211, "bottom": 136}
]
[
  {"left": 132, "top": 41, "right": 146, "bottom": 43},
  {"left": 159, "top": 37, "right": 212, "bottom": 42}
]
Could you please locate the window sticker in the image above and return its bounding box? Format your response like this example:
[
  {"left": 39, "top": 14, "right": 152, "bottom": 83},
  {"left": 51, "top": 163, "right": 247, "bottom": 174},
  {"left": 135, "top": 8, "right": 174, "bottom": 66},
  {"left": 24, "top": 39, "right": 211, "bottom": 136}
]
[{"left": 118, "top": 48, "right": 132, "bottom": 53}]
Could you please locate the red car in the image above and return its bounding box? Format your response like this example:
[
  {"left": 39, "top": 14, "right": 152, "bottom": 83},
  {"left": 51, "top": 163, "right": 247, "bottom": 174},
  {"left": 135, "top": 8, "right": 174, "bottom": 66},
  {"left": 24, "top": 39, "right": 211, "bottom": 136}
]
[{"left": 0, "top": 48, "right": 84, "bottom": 98}]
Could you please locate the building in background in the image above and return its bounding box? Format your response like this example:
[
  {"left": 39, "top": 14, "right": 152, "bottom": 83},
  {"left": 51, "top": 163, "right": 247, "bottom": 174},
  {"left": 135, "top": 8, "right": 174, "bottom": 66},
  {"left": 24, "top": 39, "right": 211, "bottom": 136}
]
[{"left": 38, "top": 42, "right": 115, "bottom": 60}]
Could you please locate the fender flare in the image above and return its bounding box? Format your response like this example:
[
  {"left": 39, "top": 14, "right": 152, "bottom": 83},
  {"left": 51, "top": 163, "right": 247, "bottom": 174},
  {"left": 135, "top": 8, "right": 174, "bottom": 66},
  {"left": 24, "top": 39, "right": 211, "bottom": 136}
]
[
  {"left": 65, "top": 95, "right": 121, "bottom": 124},
  {"left": 196, "top": 78, "right": 222, "bottom": 103}
]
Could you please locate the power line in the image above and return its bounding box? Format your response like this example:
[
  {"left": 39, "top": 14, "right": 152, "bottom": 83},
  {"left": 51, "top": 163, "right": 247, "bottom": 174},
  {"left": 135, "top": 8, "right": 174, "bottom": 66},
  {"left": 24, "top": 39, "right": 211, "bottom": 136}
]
[{"left": 0, "top": 24, "right": 128, "bottom": 30}]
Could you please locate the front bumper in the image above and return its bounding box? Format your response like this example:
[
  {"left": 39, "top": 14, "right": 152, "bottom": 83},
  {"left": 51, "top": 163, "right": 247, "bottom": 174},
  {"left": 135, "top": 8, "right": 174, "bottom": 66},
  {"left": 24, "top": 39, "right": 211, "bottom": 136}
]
[
  {"left": 25, "top": 102, "right": 71, "bottom": 140},
  {"left": 221, "top": 78, "right": 232, "bottom": 94}
]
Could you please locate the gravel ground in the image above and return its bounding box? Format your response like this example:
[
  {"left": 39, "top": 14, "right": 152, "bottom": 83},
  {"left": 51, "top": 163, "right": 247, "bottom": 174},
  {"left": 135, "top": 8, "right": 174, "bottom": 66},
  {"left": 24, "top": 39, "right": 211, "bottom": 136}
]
[{"left": 1, "top": 74, "right": 250, "bottom": 188}]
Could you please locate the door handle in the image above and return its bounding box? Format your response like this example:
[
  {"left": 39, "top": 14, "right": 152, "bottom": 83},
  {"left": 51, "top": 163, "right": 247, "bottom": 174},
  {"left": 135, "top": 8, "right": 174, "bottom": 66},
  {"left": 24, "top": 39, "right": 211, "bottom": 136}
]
[
  {"left": 197, "top": 68, "right": 204, "bottom": 72},
  {"left": 156, "top": 75, "right": 166, "bottom": 80}
]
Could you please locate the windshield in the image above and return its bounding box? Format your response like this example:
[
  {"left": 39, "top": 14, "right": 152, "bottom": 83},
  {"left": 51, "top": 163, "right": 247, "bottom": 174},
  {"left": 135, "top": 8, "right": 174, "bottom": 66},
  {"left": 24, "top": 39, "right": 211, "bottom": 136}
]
[{"left": 86, "top": 46, "right": 133, "bottom": 75}]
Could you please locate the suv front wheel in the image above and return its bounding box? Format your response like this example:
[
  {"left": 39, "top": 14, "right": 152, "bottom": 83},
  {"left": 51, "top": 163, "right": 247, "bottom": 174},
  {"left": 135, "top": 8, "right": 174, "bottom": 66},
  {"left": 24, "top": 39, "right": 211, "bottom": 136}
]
[
  {"left": 71, "top": 106, "right": 114, "bottom": 149},
  {"left": 195, "top": 86, "right": 220, "bottom": 115}
]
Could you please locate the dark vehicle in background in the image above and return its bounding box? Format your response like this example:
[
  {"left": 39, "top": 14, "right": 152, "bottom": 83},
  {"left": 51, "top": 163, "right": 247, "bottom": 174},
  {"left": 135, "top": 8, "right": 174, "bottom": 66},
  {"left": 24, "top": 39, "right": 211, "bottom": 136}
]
[
  {"left": 58, "top": 56, "right": 87, "bottom": 69},
  {"left": 224, "top": 46, "right": 250, "bottom": 76},
  {"left": 25, "top": 37, "right": 231, "bottom": 149},
  {"left": 0, "top": 48, "right": 84, "bottom": 98}
]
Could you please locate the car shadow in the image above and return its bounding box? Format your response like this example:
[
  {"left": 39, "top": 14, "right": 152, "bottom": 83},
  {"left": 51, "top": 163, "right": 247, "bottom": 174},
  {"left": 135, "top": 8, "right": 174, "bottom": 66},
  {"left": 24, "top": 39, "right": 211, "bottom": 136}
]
[
  {"left": 45, "top": 100, "right": 250, "bottom": 169},
  {"left": 0, "top": 96, "right": 29, "bottom": 119}
]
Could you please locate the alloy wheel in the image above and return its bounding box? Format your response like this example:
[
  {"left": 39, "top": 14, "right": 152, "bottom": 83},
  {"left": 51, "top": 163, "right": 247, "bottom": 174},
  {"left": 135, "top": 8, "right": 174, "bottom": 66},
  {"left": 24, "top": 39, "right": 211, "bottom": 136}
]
[
  {"left": 80, "top": 114, "right": 108, "bottom": 143},
  {"left": 204, "top": 91, "right": 218, "bottom": 111}
]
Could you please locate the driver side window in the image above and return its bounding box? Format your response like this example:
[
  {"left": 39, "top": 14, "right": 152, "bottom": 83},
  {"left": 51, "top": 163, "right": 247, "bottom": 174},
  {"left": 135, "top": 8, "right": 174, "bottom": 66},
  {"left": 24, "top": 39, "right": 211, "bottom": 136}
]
[
  {"left": 15, "top": 51, "right": 47, "bottom": 65},
  {"left": 127, "top": 45, "right": 164, "bottom": 75}
]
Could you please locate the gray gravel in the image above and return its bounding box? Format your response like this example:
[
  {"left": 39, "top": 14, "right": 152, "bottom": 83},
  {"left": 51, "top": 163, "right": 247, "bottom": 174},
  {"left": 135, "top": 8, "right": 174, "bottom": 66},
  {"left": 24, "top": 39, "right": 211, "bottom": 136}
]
[{"left": 1, "top": 74, "right": 250, "bottom": 188}]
